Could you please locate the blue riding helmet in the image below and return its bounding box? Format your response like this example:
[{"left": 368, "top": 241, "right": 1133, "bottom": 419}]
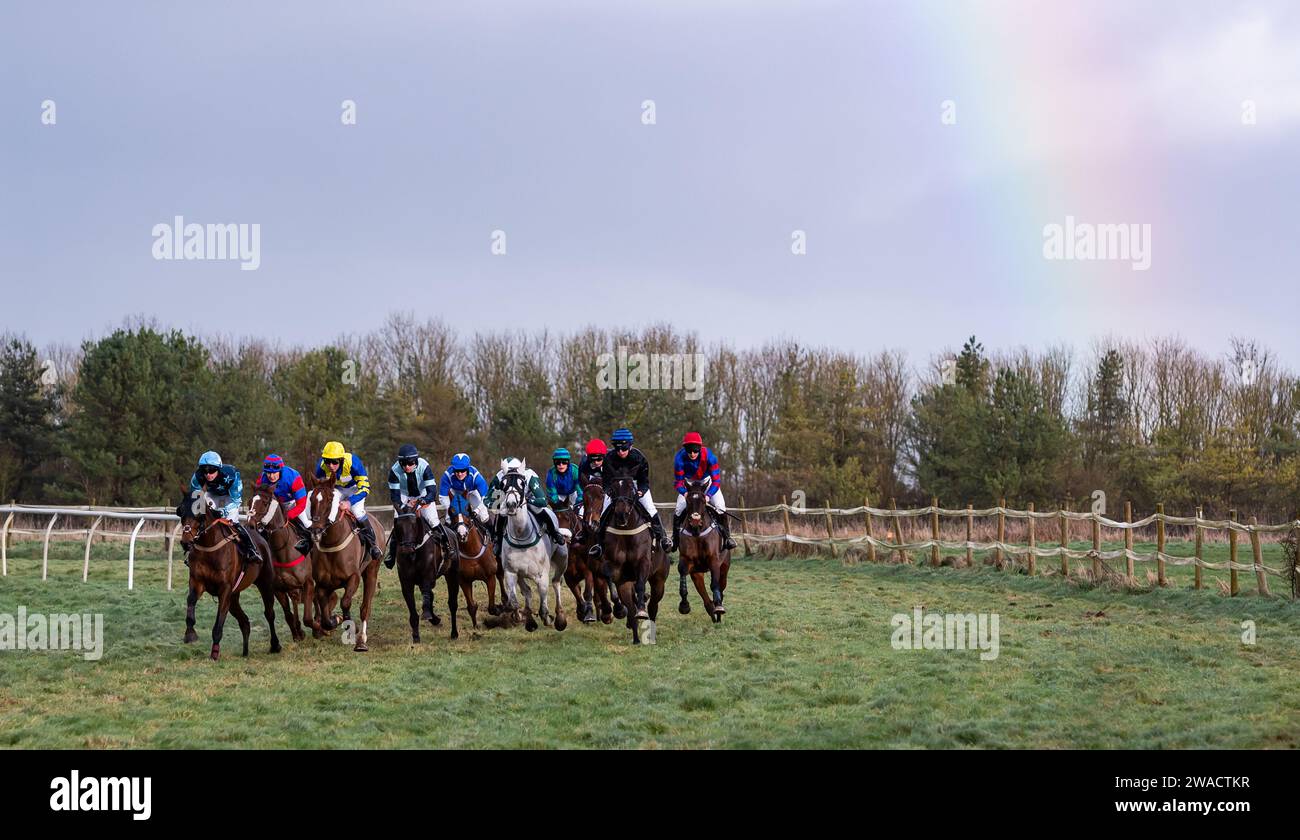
[
  {"left": 611, "top": 428, "right": 633, "bottom": 443},
  {"left": 398, "top": 443, "right": 419, "bottom": 460},
  {"left": 198, "top": 451, "right": 223, "bottom": 469},
  {"left": 450, "top": 453, "right": 471, "bottom": 471},
  {"left": 552, "top": 448, "right": 571, "bottom": 462}
]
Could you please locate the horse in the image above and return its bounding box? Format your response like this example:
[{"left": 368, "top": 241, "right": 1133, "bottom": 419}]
[
  {"left": 391, "top": 507, "right": 460, "bottom": 642},
  {"left": 305, "top": 473, "right": 385, "bottom": 652},
  {"left": 246, "top": 484, "right": 315, "bottom": 641},
  {"left": 178, "top": 490, "right": 282, "bottom": 661},
  {"left": 594, "top": 477, "right": 668, "bottom": 644},
  {"left": 564, "top": 483, "right": 616, "bottom": 624},
  {"left": 447, "top": 492, "right": 500, "bottom": 628},
  {"left": 498, "top": 472, "right": 568, "bottom": 633},
  {"left": 675, "top": 477, "right": 731, "bottom": 623}
]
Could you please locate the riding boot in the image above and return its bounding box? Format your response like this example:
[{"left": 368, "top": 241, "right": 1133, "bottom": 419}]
[
  {"left": 290, "top": 518, "right": 312, "bottom": 556},
  {"left": 650, "top": 512, "right": 672, "bottom": 552},
  {"left": 492, "top": 516, "right": 506, "bottom": 558},
  {"left": 540, "top": 510, "right": 566, "bottom": 546},
  {"left": 588, "top": 505, "right": 616, "bottom": 557},
  {"left": 356, "top": 518, "right": 383, "bottom": 561},
  {"left": 384, "top": 531, "right": 398, "bottom": 569},
  {"left": 717, "top": 513, "right": 737, "bottom": 551},
  {"left": 234, "top": 523, "right": 264, "bottom": 566},
  {"left": 671, "top": 511, "right": 683, "bottom": 554}
]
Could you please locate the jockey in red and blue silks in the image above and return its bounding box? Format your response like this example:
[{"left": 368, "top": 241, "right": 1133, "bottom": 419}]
[
  {"left": 671, "top": 432, "right": 736, "bottom": 551},
  {"left": 254, "top": 453, "right": 313, "bottom": 555}
]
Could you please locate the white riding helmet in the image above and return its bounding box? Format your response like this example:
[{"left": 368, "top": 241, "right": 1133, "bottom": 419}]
[{"left": 501, "top": 456, "right": 524, "bottom": 474}]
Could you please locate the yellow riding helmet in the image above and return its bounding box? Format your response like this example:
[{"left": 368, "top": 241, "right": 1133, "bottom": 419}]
[{"left": 321, "top": 441, "right": 346, "bottom": 460}]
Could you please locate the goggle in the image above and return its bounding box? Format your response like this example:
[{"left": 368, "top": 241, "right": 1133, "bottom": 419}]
[
  {"left": 685, "top": 445, "right": 701, "bottom": 455},
  {"left": 613, "top": 441, "right": 631, "bottom": 451},
  {"left": 400, "top": 457, "right": 418, "bottom": 467},
  {"left": 324, "top": 459, "right": 342, "bottom": 467},
  {"left": 201, "top": 466, "right": 219, "bottom": 475},
  {"left": 553, "top": 460, "right": 568, "bottom": 467},
  {"left": 453, "top": 469, "right": 468, "bottom": 476},
  {"left": 590, "top": 455, "right": 604, "bottom": 461}
]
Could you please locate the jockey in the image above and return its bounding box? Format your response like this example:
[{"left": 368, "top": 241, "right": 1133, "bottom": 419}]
[
  {"left": 437, "top": 453, "right": 491, "bottom": 526},
  {"left": 186, "top": 450, "right": 264, "bottom": 566},
  {"left": 545, "top": 448, "right": 583, "bottom": 510},
  {"left": 385, "top": 443, "right": 449, "bottom": 568},
  {"left": 254, "top": 454, "right": 313, "bottom": 556},
  {"left": 487, "top": 456, "right": 567, "bottom": 554},
  {"left": 672, "top": 432, "right": 736, "bottom": 551},
  {"left": 314, "top": 440, "right": 383, "bottom": 562},
  {"left": 588, "top": 427, "right": 671, "bottom": 556},
  {"left": 574, "top": 438, "right": 606, "bottom": 517}
]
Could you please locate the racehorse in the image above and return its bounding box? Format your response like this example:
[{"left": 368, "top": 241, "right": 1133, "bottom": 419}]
[
  {"left": 498, "top": 472, "right": 568, "bottom": 633},
  {"left": 391, "top": 507, "right": 460, "bottom": 642},
  {"left": 564, "top": 483, "right": 616, "bottom": 624},
  {"left": 305, "top": 472, "right": 385, "bottom": 652},
  {"left": 447, "top": 492, "right": 500, "bottom": 628},
  {"left": 594, "top": 477, "right": 668, "bottom": 644},
  {"left": 675, "top": 477, "right": 731, "bottom": 623},
  {"left": 246, "top": 484, "right": 315, "bottom": 641},
  {"left": 178, "top": 490, "right": 282, "bottom": 661}
]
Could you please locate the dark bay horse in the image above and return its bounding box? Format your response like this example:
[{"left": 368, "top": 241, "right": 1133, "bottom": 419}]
[
  {"left": 448, "top": 493, "right": 500, "bottom": 627},
  {"left": 247, "top": 484, "right": 315, "bottom": 641},
  {"left": 306, "top": 473, "right": 385, "bottom": 652},
  {"left": 391, "top": 509, "right": 460, "bottom": 642},
  {"left": 565, "top": 483, "right": 617, "bottom": 624},
  {"left": 178, "top": 491, "right": 281, "bottom": 661},
  {"left": 676, "top": 477, "right": 731, "bottom": 623},
  {"left": 595, "top": 478, "right": 667, "bottom": 644}
]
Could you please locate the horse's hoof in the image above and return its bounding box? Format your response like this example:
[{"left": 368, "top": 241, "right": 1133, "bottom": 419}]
[
  {"left": 450, "top": 629, "right": 459, "bottom": 640},
  {"left": 636, "top": 609, "right": 649, "bottom": 620},
  {"left": 270, "top": 643, "right": 282, "bottom": 654},
  {"left": 487, "top": 605, "right": 500, "bottom": 616},
  {"left": 600, "top": 613, "right": 613, "bottom": 625},
  {"left": 429, "top": 614, "right": 442, "bottom": 626},
  {"left": 712, "top": 613, "right": 722, "bottom": 624},
  {"left": 678, "top": 600, "right": 691, "bottom": 615},
  {"left": 421, "top": 609, "right": 434, "bottom": 622},
  {"left": 353, "top": 641, "right": 369, "bottom": 652},
  {"left": 183, "top": 630, "right": 198, "bottom": 644},
  {"left": 312, "top": 629, "right": 325, "bottom": 639},
  {"left": 613, "top": 605, "right": 627, "bottom": 619},
  {"left": 582, "top": 613, "right": 596, "bottom": 624},
  {"left": 209, "top": 646, "right": 220, "bottom": 661},
  {"left": 555, "top": 616, "right": 567, "bottom": 632},
  {"left": 714, "top": 604, "right": 726, "bottom": 615},
  {"left": 525, "top": 619, "right": 538, "bottom": 633},
  {"left": 412, "top": 634, "right": 421, "bottom": 644}
]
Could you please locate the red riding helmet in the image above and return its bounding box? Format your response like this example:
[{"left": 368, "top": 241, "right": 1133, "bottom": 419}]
[
  {"left": 586, "top": 438, "right": 608, "bottom": 456},
  {"left": 682, "top": 432, "right": 703, "bottom": 447}
]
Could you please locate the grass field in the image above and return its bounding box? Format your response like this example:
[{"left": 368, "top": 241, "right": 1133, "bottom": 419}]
[{"left": 1, "top": 539, "right": 1298, "bottom": 749}]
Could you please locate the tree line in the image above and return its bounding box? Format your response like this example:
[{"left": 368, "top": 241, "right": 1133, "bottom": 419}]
[{"left": 1, "top": 317, "right": 1296, "bottom": 520}]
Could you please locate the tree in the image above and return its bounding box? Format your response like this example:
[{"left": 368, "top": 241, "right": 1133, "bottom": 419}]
[{"left": 0, "top": 337, "right": 58, "bottom": 501}]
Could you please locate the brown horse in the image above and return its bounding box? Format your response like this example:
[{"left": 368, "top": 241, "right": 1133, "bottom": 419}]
[
  {"left": 564, "top": 483, "right": 616, "bottom": 624},
  {"left": 594, "top": 478, "right": 668, "bottom": 644},
  {"left": 447, "top": 494, "right": 500, "bottom": 627},
  {"left": 247, "top": 484, "right": 315, "bottom": 641},
  {"left": 675, "top": 477, "right": 731, "bottom": 623},
  {"left": 178, "top": 491, "right": 282, "bottom": 661},
  {"left": 391, "top": 508, "right": 459, "bottom": 642},
  {"left": 306, "top": 473, "right": 385, "bottom": 652}
]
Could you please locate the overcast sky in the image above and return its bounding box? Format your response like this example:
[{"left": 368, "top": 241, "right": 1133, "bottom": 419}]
[{"left": 2, "top": 1, "right": 1298, "bottom": 367}]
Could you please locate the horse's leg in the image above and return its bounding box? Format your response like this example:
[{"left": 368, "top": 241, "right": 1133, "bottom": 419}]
[
  {"left": 691, "top": 571, "right": 716, "bottom": 618},
  {"left": 582, "top": 566, "right": 595, "bottom": 623},
  {"left": 522, "top": 570, "right": 538, "bottom": 633},
  {"left": 421, "top": 580, "right": 436, "bottom": 623},
  {"left": 303, "top": 576, "right": 317, "bottom": 637},
  {"left": 709, "top": 555, "right": 726, "bottom": 619},
  {"left": 275, "top": 590, "right": 297, "bottom": 640},
  {"left": 445, "top": 566, "right": 460, "bottom": 640},
  {"left": 210, "top": 588, "right": 233, "bottom": 661},
  {"left": 256, "top": 572, "right": 282, "bottom": 653},
  {"left": 461, "top": 579, "right": 478, "bottom": 629},
  {"left": 401, "top": 572, "right": 421, "bottom": 643},
  {"left": 566, "top": 571, "right": 585, "bottom": 621},
  {"left": 649, "top": 569, "right": 665, "bottom": 624},
  {"left": 551, "top": 559, "right": 567, "bottom": 632},
  {"left": 678, "top": 556, "right": 692, "bottom": 614},
  {"left": 229, "top": 595, "right": 252, "bottom": 657},
  {"left": 634, "top": 564, "right": 650, "bottom": 621},
  {"left": 357, "top": 562, "right": 379, "bottom": 652},
  {"left": 503, "top": 566, "right": 521, "bottom": 626},
  {"left": 184, "top": 581, "right": 204, "bottom": 643}
]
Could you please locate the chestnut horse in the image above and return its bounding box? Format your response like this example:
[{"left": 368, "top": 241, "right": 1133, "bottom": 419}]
[
  {"left": 246, "top": 484, "right": 315, "bottom": 641},
  {"left": 178, "top": 491, "right": 282, "bottom": 661},
  {"left": 447, "top": 492, "right": 500, "bottom": 627},
  {"left": 391, "top": 509, "right": 460, "bottom": 642},
  {"left": 564, "top": 483, "right": 617, "bottom": 624},
  {"left": 306, "top": 473, "right": 385, "bottom": 652},
  {"left": 675, "top": 477, "right": 731, "bottom": 623},
  {"left": 594, "top": 478, "right": 668, "bottom": 644}
]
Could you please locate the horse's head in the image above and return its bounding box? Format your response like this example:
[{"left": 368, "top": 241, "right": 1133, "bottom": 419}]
[
  {"left": 582, "top": 483, "right": 605, "bottom": 525},
  {"left": 501, "top": 472, "right": 526, "bottom": 515},
  {"left": 307, "top": 476, "right": 340, "bottom": 537},
  {"left": 247, "top": 484, "right": 279, "bottom": 532},
  {"left": 392, "top": 511, "right": 423, "bottom": 555},
  {"left": 177, "top": 488, "right": 221, "bottom": 543},
  {"left": 610, "top": 478, "right": 638, "bottom": 527},
  {"left": 684, "top": 477, "right": 713, "bottom": 527}
]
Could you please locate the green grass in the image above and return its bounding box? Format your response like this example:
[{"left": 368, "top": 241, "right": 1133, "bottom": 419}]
[{"left": 0, "top": 539, "right": 1297, "bottom": 749}]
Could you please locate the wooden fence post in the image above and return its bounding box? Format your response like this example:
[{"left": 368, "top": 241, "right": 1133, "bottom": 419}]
[
  {"left": 1059, "top": 501, "right": 1069, "bottom": 577},
  {"left": 739, "top": 496, "right": 752, "bottom": 557},
  {"left": 1026, "top": 502, "right": 1036, "bottom": 575},
  {"left": 891, "top": 498, "right": 907, "bottom": 564},
  {"left": 1124, "top": 500, "right": 1134, "bottom": 579},
  {"left": 781, "top": 495, "right": 792, "bottom": 551},
  {"left": 1091, "top": 510, "right": 1102, "bottom": 580},
  {"left": 1193, "top": 506, "right": 1203, "bottom": 590},
  {"left": 864, "top": 496, "right": 876, "bottom": 563},
  {"left": 965, "top": 504, "right": 974, "bottom": 567},
  {"left": 1155, "top": 502, "right": 1166, "bottom": 586},
  {"left": 930, "top": 497, "right": 940, "bottom": 567},
  {"left": 824, "top": 500, "right": 837, "bottom": 560},
  {"left": 1228, "top": 509, "right": 1239, "bottom": 596},
  {"left": 1, "top": 503, "right": 14, "bottom": 577},
  {"left": 995, "top": 498, "right": 1006, "bottom": 568},
  {"left": 1250, "top": 517, "right": 1271, "bottom": 597}
]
